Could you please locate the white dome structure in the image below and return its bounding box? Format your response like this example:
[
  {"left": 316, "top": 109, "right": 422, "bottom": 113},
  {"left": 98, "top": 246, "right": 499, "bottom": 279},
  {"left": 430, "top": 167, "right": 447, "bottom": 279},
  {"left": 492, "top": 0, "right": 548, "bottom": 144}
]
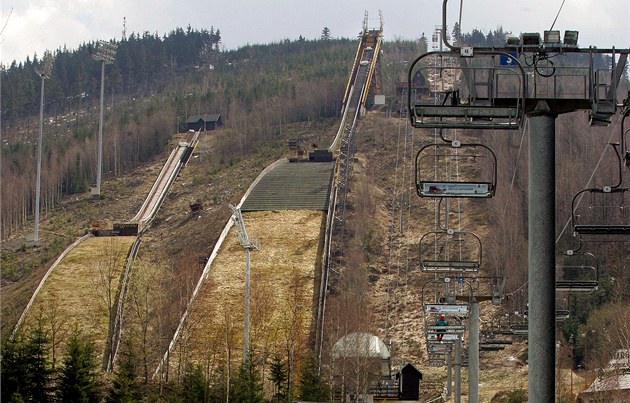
[{"left": 332, "top": 332, "right": 390, "bottom": 359}]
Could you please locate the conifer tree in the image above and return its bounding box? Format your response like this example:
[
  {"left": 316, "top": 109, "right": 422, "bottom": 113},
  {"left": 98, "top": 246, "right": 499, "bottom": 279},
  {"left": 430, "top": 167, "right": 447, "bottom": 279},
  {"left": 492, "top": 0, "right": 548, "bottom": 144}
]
[
  {"left": 25, "top": 325, "right": 55, "bottom": 402},
  {"left": 181, "top": 363, "right": 208, "bottom": 403},
  {"left": 1, "top": 327, "right": 54, "bottom": 402},
  {"left": 299, "top": 358, "right": 330, "bottom": 402},
  {"left": 57, "top": 333, "right": 102, "bottom": 402},
  {"left": 106, "top": 341, "right": 142, "bottom": 403},
  {"left": 269, "top": 354, "right": 288, "bottom": 402},
  {"left": 1, "top": 333, "right": 29, "bottom": 402},
  {"left": 230, "top": 362, "right": 265, "bottom": 403}
]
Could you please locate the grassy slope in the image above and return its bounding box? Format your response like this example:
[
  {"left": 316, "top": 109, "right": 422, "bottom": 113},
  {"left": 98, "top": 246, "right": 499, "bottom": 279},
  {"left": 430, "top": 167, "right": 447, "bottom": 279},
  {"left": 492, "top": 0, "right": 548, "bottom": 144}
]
[
  {"left": 18, "top": 236, "right": 136, "bottom": 366},
  {"left": 162, "top": 210, "right": 324, "bottom": 381}
]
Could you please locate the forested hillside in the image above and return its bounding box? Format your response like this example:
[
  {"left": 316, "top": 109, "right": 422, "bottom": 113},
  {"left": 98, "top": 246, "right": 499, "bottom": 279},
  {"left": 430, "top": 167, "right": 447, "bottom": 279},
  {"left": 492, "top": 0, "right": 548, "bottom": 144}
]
[{"left": 2, "top": 32, "right": 416, "bottom": 244}]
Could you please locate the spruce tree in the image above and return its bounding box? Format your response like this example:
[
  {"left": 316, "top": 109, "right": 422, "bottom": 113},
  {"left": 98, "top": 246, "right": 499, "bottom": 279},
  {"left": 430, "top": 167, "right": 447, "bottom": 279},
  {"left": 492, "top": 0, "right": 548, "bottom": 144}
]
[
  {"left": 230, "top": 362, "right": 265, "bottom": 403},
  {"left": 1, "top": 327, "right": 54, "bottom": 402},
  {"left": 106, "top": 341, "right": 142, "bottom": 403},
  {"left": 181, "top": 363, "right": 208, "bottom": 403},
  {"left": 57, "top": 333, "right": 102, "bottom": 402},
  {"left": 1, "top": 333, "right": 28, "bottom": 402},
  {"left": 300, "top": 358, "right": 330, "bottom": 402},
  {"left": 24, "top": 325, "right": 54, "bottom": 402},
  {"left": 269, "top": 354, "right": 288, "bottom": 402}
]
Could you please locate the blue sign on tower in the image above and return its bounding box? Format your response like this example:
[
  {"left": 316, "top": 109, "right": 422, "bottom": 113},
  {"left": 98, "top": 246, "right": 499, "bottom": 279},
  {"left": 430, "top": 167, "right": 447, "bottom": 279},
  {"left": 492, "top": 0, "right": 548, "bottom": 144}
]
[{"left": 500, "top": 52, "right": 518, "bottom": 66}]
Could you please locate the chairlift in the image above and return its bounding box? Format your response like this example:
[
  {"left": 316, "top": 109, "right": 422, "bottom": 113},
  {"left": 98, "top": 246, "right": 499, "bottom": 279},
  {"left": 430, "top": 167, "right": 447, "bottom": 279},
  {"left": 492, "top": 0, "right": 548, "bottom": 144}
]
[
  {"left": 407, "top": 50, "right": 525, "bottom": 130},
  {"left": 415, "top": 142, "right": 497, "bottom": 198},
  {"left": 555, "top": 297, "right": 570, "bottom": 321},
  {"left": 422, "top": 278, "right": 472, "bottom": 349},
  {"left": 508, "top": 312, "right": 528, "bottom": 336},
  {"left": 493, "top": 314, "right": 513, "bottom": 335},
  {"left": 571, "top": 186, "right": 630, "bottom": 235},
  {"left": 419, "top": 230, "right": 482, "bottom": 273},
  {"left": 555, "top": 251, "right": 600, "bottom": 292}
]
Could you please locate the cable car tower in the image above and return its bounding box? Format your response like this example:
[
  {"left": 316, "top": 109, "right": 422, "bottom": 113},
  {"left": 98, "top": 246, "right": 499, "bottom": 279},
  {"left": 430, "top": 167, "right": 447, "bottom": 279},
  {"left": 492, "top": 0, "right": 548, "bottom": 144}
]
[{"left": 408, "top": 1, "right": 628, "bottom": 401}]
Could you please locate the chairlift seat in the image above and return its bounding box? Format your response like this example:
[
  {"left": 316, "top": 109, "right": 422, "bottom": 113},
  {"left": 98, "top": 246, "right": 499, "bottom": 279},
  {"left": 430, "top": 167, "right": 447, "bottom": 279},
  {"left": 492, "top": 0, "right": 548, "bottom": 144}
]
[
  {"left": 421, "top": 260, "right": 480, "bottom": 272},
  {"left": 555, "top": 280, "right": 598, "bottom": 292},
  {"left": 425, "top": 303, "right": 469, "bottom": 316},
  {"left": 412, "top": 104, "right": 521, "bottom": 130},
  {"left": 573, "top": 224, "right": 630, "bottom": 235},
  {"left": 417, "top": 181, "right": 493, "bottom": 198},
  {"left": 427, "top": 325, "right": 466, "bottom": 333},
  {"left": 480, "top": 344, "right": 506, "bottom": 351},
  {"left": 511, "top": 324, "right": 528, "bottom": 335},
  {"left": 555, "top": 310, "right": 570, "bottom": 320}
]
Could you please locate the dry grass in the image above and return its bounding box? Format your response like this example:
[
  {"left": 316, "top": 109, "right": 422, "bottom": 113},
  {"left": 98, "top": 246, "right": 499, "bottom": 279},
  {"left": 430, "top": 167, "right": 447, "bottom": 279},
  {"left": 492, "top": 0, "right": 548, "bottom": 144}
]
[
  {"left": 19, "top": 236, "right": 135, "bottom": 364},
  {"left": 165, "top": 210, "right": 325, "bottom": 379}
]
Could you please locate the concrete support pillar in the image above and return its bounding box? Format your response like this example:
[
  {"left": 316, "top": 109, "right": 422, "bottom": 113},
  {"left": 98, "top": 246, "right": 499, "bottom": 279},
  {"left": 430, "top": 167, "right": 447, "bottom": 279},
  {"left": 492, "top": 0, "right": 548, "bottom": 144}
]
[
  {"left": 455, "top": 337, "right": 461, "bottom": 403},
  {"left": 469, "top": 299, "right": 479, "bottom": 403},
  {"left": 447, "top": 350, "right": 453, "bottom": 397},
  {"left": 527, "top": 103, "right": 557, "bottom": 402}
]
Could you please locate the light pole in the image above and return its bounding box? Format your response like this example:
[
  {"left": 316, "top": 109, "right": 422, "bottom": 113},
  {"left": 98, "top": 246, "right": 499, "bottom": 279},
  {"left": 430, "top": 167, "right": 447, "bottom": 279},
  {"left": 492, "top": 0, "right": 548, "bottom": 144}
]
[
  {"left": 91, "top": 40, "right": 117, "bottom": 197},
  {"left": 31, "top": 53, "right": 53, "bottom": 245},
  {"left": 229, "top": 205, "right": 260, "bottom": 366}
]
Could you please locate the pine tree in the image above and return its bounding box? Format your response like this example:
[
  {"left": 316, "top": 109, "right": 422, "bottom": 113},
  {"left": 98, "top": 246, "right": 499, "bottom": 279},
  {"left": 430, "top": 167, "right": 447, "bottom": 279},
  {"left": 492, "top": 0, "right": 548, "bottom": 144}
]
[
  {"left": 269, "top": 354, "right": 288, "bottom": 402},
  {"left": 106, "top": 341, "right": 142, "bottom": 403},
  {"left": 181, "top": 363, "right": 208, "bottom": 403},
  {"left": 299, "top": 358, "right": 330, "bottom": 402},
  {"left": 230, "top": 362, "right": 265, "bottom": 403},
  {"left": 57, "top": 333, "right": 102, "bottom": 402}
]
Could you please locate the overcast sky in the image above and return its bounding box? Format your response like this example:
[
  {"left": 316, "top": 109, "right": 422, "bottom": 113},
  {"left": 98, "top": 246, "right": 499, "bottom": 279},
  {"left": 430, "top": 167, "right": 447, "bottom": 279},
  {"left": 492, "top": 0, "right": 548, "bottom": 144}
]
[{"left": 1, "top": 0, "right": 628, "bottom": 65}]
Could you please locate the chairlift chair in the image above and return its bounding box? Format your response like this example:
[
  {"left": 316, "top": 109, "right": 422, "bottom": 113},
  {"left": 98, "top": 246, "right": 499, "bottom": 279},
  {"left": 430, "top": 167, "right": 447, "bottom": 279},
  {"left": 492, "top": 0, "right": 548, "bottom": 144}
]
[
  {"left": 419, "top": 230, "right": 482, "bottom": 273},
  {"left": 407, "top": 50, "right": 525, "bottom": 130},
  {"left": 415, "top": 142, "right": 498, "bottom": 198},
  {"left": 555, "top": 251, "right": 600, "bottom": 292},
  {"left": 571, "top": 187, "right": 630, "bottom": 235},
  {"left": 555, "top": 297, "right": 570, "bottom": 321}
]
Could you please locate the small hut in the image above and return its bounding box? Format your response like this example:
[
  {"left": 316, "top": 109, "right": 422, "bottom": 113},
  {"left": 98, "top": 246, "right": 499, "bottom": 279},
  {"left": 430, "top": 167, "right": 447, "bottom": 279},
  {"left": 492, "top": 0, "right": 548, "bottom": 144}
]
[
  {"left": 399, "top": 363, "right": 423, "bottom": 400},
  {"left": 186, "top": 114, "right": 222, "bottom": 132}
]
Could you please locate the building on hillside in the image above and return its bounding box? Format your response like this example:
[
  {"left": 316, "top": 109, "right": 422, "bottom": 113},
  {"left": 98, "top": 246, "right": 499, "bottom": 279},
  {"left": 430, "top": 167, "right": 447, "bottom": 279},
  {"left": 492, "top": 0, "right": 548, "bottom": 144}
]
[
  {"left": 577, "top": 350, "right": 630, "bottom": 402},
  {"left": 332, "top": 332, "right": 393, "bottom": 400},
  {"left": 186, "top": 114, "right": 222, "bottom": 132}
]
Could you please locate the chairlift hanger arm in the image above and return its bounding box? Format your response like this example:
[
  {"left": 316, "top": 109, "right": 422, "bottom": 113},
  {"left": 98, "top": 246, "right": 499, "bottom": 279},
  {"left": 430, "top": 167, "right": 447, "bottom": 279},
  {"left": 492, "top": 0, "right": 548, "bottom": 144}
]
[{"left": 622, "top": 107, "right": 630, "bottom": 169}]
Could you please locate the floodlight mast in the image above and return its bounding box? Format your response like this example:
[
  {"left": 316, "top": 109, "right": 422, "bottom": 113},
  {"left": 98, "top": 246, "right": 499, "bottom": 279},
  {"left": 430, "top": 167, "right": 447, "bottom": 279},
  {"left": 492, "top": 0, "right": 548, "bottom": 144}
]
[
  {"left": 91, "top": 40, "right": 117, "bottom": 197},
  {"left": 33, "top": 53, "right": 53, "bottom": 245},
  {"left": 229, "top": 205, "right": 260, "bottom": 366}
]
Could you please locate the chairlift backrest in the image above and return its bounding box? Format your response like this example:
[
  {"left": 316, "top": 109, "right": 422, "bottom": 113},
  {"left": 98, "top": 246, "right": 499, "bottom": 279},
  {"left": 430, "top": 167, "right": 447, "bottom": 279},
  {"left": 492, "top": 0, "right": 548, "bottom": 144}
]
[
  {"left": 419, "top": 230, "right": 482, "bottom": 273},
  {"left": 415, "top": 143, "right": 497, "bottom": 198}
]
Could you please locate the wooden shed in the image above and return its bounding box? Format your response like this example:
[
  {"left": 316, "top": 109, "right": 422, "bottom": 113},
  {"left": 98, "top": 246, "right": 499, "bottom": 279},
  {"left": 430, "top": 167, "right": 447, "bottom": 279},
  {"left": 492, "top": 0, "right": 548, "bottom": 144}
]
[
  {"left": 186, "top": 114, "right": 222, "bottom": 131},
  {"left": 399, "top": 363, "right": 422, "bottom": 400}
]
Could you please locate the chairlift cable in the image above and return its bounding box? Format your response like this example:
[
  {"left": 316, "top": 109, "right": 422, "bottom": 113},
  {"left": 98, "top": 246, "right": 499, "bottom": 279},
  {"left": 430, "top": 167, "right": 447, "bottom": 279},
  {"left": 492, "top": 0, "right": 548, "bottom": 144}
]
[
  {"left": 501, "top": 119, "right": 528, "bottom": 220},
  {"left": 385, "top": 90, "right": 408, "bottom": 340},
  {"left": 548, "top": 0, "right": 567, "bottom": 33}
]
